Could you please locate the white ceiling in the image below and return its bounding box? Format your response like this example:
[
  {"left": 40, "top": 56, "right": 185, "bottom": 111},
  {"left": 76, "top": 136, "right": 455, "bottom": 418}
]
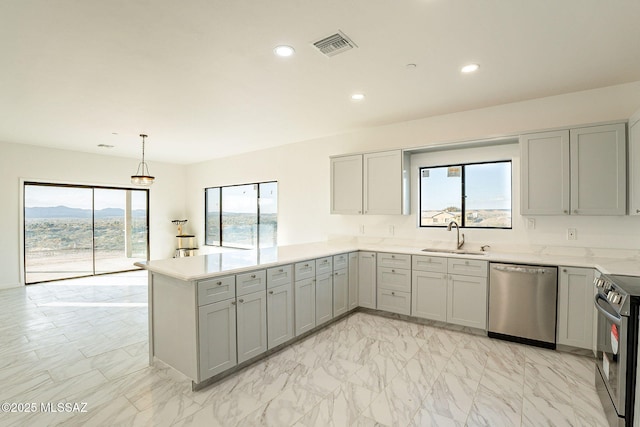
[{"left": 2, "top": 0, "right": 640, "bottom": 164}]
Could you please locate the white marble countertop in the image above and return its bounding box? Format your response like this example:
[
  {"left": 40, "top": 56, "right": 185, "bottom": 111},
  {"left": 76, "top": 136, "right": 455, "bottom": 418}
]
[{"left": 136, "top": 240, "right": 640, "bottom": 282}]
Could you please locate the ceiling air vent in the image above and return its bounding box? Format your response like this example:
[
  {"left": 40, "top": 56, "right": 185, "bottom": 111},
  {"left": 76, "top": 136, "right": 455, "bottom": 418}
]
[{"left": 312, "top": 30, "right": 357, "bottom": 57}]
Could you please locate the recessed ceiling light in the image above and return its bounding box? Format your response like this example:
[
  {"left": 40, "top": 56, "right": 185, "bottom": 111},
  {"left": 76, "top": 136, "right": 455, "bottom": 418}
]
[
  {"left": 274, "top": 45, "right": 295, "bottom": 57},
  {"left": 97, "top": 144, "right": 114, "bottom": 148},
  {"left": 461, "top": 63, "right": 480, "bottom": 73},
  {"left": 351, "top": 93, "right": 365, "bottom": 101}
]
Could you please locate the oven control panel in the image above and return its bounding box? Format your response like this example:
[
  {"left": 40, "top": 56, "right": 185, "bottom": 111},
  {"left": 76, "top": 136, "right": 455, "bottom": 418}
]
[{"left": 595, "top": 275, "right": 629, "bottom": 313}]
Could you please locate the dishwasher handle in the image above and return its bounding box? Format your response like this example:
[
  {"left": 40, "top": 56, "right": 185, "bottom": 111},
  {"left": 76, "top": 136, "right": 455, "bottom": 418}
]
[{"left": 493, "top": 265, "right": 549, "bottom": 275}]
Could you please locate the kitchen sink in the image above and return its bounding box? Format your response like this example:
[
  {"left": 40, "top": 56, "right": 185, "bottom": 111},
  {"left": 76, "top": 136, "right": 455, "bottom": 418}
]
[{"left": 421, "top": 248, "right": 487, "bottom": 256}]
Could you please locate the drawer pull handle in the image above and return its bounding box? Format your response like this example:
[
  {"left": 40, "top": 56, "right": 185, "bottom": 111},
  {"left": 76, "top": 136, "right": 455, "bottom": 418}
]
[
  {"left": 216, "top": 281, "right": 222, "bottom": 285},
  {"left": 392, "top": 269, "right": 395, "bottom": 273},
  {"left": 269, "top": 291, "right": 274, "bottom": 294},
  {"left": 391, "top": 291, "right": 395, "bottom": 295},
  {"left": 239, "top": 299, "right": 244, "bottom": 303},
  {"left": 391, "top": 255, "right": 395, "bottom": 258},
  {"left": 251, "top": 274, "right": 256, "bottom": 279},
  {"left": 279, "top": 269, "right": 283, "bottom": 273},
  {"left": 231, "top": 301, "right": 236, "bottom": 305},
  {"left": 304, "top": 263, "right": 309, "bottom": 267}
]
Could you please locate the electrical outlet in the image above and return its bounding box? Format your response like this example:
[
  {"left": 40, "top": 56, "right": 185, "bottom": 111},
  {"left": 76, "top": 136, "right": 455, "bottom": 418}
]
[
  {"left": 360, "top": 225, "right": 365, "bottom": 235},
  {"left": 389, "top": 225, "right": 395, "bottom": 236},
  {"left": 527, "top": 218, "right": 536, "bottom": 230},
  {"left": 567, "top": 228, "right": 577, "bottom": 240}
]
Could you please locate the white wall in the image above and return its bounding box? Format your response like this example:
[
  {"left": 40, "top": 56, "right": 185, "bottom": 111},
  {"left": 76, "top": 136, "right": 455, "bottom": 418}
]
[
  {"left": 0, "top": 141, "right": 187, "bottom": 289},
  {"left": 186, "top": 82, "right": 640, "bottom": 254}
]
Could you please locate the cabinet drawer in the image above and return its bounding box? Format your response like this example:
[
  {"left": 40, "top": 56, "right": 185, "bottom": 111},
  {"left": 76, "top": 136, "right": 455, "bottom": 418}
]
[
  {"left": 377, "top": 267, "right": 411, "bottom": 292},
  {"left": 377, "top": 289, "right": 411, "bottom": 316},
  {"left": 267, "top": 265, "right": 293, "bottom": 289},
  {"left": 198, "top": 275, "right": 236, "bottom": 306},
  {"left": 236, "top": 270, "right": 266, "bottom": 296},
  {"left": 333, "top": 253, "right": 348, "bottom": 270},
  {"left": 316, "top": 257, "right": 333, "bottom": 275},
  {"left": 447, "top": 258, "right": 488, "bottom": 277},
  {"left": 377, "top": 252, "right": 411, "bottom": 269},
  {"left": 295, "top": 260, "right": 316, "bottom": 280},
  {"left": 412, "top": 255, "right": 447, "bottom": 273}
]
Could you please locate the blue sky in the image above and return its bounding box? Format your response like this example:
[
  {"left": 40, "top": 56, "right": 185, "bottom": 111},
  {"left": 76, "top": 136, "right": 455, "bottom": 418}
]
[
  {"left": 421, "top": 162, "right": 511, "bottom": 211},
  {"left": 24, "top": 185, "right": 147, "bottom": 210}
]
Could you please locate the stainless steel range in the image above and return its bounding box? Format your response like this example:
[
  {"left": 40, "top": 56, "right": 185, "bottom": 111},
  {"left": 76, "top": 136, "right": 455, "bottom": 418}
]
[{"left": 594, "top": 273, "right": 640, "bottom": 427}]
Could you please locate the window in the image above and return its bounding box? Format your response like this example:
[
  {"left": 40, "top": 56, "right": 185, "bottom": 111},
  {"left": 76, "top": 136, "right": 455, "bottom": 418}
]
[
  {"left": 23, "top": 182, "right": 149, "bottom": 284},
  {"left": 205, "top": 181, "right": 278, "bottom": 249},
  {"left": 419, "top": 161, "right": 511, "bottom": 228}
]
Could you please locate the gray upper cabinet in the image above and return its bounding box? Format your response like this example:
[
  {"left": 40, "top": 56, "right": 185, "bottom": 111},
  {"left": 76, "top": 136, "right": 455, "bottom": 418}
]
[
  {"left": 330, "top": 154, "right": 363, "bottom": 214},
  {"left": 363, "top": 150, "right": 402, "bottom": 215},
  {"left": 628, "top": 111, "right": 640, "bottom": 215},
  {"left": 330, "top": 150, "right": 407, "bottom": 215},
  {"left": 570, "top": 124, "right": 626, "bottom": 215},
  {"left": 521, "top": 123, "right": 626, "bottom": 216},
  {"left": 520, "top": 130, "right": 570, "bottom": 215}
]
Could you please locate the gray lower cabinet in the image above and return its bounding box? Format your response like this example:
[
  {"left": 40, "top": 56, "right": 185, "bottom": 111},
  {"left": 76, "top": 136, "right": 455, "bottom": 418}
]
[
  {"left": 198, "top": 298, "right": 237, "bottom": 381},
  {"left": 377, "top": 288, "right": 411, "bottom": 315},
  {"left": 358, "top": 251, "right": 376, "bottom": 308},
  {"left": 267, "top": 282, "right": 294, "bottom": 349},
  {"left": 295, "top": 277, "right": 316, "bottom": 335},
  {"left": 236, "top": 290, "right": 267, "bottom": 364},
  {"left": 411, "top": 256, "right": 487, "bottom": 329},
  {"left": 557, "top": 266, "right": 594, "bottom": 349},
  {"left": 316, "top": 273, "right": 333, "bottom": 326},
  {"left": 411, "top": 270, "right": 447, "bottom": 322},
  {"left": 447, "top": 273, "right": 487, "bottom": 329},
  {"left": 376, "top": 253, "right": 411, "bottom": 315},
  {"left": 348, "top": 252, "right": 359, "bottom": 310},
  {"left": 333, "top": 268, "right": 349, "bottom": 317}
]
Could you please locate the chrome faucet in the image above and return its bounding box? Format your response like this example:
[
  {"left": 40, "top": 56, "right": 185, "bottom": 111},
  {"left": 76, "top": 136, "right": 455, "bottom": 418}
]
[{"left": 447, "top": 220, "right": 465, "bottom": 249}]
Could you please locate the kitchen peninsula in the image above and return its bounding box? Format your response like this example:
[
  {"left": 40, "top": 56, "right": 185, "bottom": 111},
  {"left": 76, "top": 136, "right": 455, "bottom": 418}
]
[{"left": 138, "top": 241, "right": 640, "bottom": 390}]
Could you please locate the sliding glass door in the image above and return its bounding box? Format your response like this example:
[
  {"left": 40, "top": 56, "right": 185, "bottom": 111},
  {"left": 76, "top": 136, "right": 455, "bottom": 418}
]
[{"left": 24, "top": 183, "right": 149, "bottom": 284}]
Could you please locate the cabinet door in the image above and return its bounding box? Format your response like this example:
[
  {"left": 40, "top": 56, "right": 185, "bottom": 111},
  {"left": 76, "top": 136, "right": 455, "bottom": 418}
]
[
  {"left": 363, "top": 150, "right": 402, "bottom": 215},
  {"left": 358, "top": 252, "right": 377, "bottom": 309},
  {"left": 348, "top": 252, "right": 359, "bottom": 310},
  {"left": 520, "top": 130, "right": 570, "bottom": 215},
  {"left": 267, "top": 283, "right": 294, "bottom": 349},
  {"left": 411, "top": 270, "right": 447, "bottom": 322},
  {"left": 333, "top": 268, "right": 348, "bottom": 317},
  {"left": 629, "top": 113, "right": 640, "bottom": 215},
  {"left": 198, "top": 299, "right": 237, "bottom": 380},
  {"left": 236, "top": 291, "right": 267, "bottom": 364},
  {"left": 330, "top": 154, "right": 363, "bottom": 214},
  {"left": 557, "top": 267, "right": 595, "bottom": 349},
  {"left": 447, "top": 274, "right": 487, "bottom": 329},
  {"left": 570, "top": 123, "right": 626, "bottom": 215},
  {"left": 316, "top": 273, "right": 333, "bottom": 326},
  {"left": 295, "top": 278, "right": 316, "bottom": 336}
]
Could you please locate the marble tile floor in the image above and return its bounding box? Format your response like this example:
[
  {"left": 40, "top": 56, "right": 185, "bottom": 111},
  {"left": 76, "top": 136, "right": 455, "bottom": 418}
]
[{"left": 0, "top": 271, "right": 609, "bottom": 426}]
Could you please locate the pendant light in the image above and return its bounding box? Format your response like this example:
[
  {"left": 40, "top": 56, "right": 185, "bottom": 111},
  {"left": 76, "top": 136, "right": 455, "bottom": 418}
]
[{"left": 131, "top": 134, "right": 155, "bottom": 186}]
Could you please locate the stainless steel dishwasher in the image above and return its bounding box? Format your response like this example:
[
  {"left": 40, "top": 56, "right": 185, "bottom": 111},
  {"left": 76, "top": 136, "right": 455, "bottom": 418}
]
[{"left": 488, "top": 263, "right": 558, "bottom": 349}]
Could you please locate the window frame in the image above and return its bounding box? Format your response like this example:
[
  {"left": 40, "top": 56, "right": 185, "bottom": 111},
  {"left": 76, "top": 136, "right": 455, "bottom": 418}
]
[
  {"left": 204, "top": 181, "right": 278, "bottom": 249},
  {"left": 418, "top": 160, "right": 512, "bottom": 229},
  {"left": 22, "top": 181, "right": 150, "bottom": 285}
]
